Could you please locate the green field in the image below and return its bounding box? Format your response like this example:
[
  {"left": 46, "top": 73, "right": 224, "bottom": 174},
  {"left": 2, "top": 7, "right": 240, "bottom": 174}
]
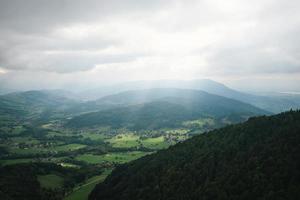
[
  {"left": 64, "top": 170, "right": 112, "bottom": 200},
  {"left": 107, "top": 133, "right": 140, "bottom": 148},
  {"left": 53, "top": 143, "right": 86, "bottom": 151},
  {"left": 182, "top": 118, "right": 215, "bottom": 128},
  {"left": 81, "top": 132, "right": 107, "bottom": 141},
  {"left": 75, "top": 151, "right": 151, "bottom": 164},
  {"left": 10, "top": 136, "right": 40, "bottom": 144},
  {"left": 0, "top": 158, "right": 35, "bottom": 165},
  {"left": 11, "top": 125, "right": 26, "bottom": 135},
  {"left": 0, "top": 157, "right": 68, "bottom": 166},
  {"left": 9, "top": 143, "right": 86, "bottom": 155},
  {"left": 107, "top": 133, "right": 170, "bottom": 150},
  {"left": 140, "top": 136, "right": 169, "bottom": 149},
  {"left": 38, "top": 174, "right": 64, "bottom": 189}
]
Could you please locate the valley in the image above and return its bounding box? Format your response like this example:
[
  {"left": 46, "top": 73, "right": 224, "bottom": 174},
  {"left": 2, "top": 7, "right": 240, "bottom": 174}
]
[
  {"left": 0, "top": 81, "right": 298, "bottom": 200},
  {"left": 0, "top": 90, "right": 243, "bottom": 200},
  {"left": 0, "top": 123, "right": 170, "bottom": 199},
  {"left": 0, "top": 114, "right": 228, "bottom": 199}
]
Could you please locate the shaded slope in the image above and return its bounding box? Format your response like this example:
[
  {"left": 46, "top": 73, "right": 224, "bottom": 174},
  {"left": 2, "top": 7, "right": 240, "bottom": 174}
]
[
  {"left": 0, "top": 90, "right": 79, "bottom": 122},
  {"left": 90, "top": 110, "right": 300, "bottom": 200},
  {"left": 67, "top": 89, "right": 269, "bottom": 130},
  {"left": 79, "top": 79, "right": 240, "bottom": 100},
  {"left": 81, "top": 79, "right": 300, "bottom": 113}
]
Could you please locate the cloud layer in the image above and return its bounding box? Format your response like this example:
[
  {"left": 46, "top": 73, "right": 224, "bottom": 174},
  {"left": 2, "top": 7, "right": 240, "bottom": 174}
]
[{"left": 0, "top": 0, "right": 300, "bottom": 92}]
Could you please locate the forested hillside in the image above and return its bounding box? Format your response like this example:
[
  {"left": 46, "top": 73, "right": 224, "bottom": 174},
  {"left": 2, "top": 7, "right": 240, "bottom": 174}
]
[
  {"left": 90, "top": 110, "right": 300, "bottom": 200},
  {"left": 67, "top": 89, "right": 268, "bottom": 130},
  {"left": 0, "top": 90, "right": 80, "bottom": 122}
]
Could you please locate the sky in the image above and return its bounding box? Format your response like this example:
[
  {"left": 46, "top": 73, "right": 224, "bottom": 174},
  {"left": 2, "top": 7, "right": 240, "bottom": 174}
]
[{"left": 0, "top": 0, "right": 300, "bottom": 93}]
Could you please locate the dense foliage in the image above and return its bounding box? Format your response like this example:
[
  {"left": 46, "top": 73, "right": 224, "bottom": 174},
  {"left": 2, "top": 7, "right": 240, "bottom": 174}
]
[
  {"left": 0, "top": 162, "right": 104, "bottom": 200},
  {"left": 90, "top": 110, "right": 300, "bottom": 200}
]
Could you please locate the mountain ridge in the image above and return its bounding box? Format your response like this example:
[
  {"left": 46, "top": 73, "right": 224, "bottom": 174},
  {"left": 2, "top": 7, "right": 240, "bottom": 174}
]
[
  {"left": 67, "top": 88, "right": 269, "bottom": 130},
  {"left": 80, "top": 79, "right": 300, "bottom": 113}
]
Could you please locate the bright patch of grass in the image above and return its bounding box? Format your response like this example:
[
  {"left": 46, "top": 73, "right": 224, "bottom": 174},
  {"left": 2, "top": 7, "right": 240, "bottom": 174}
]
[
  {"left": 59, "top": 162, "right": 80, "bottom": 168},
  {"left": 75, "top": 151, "right": 151, "bottom": 164},
  {"left": 107, "top": 133, "right": 140, "bottom": 148},
  {"left": 41, "top": 123, "right": 53, "bottom": 129},
  {"left": 64, "top": 170, "right": 111, "bottom": 200},
  {"left": 141, "top": 136, "right": 169, "bottom": 149}
]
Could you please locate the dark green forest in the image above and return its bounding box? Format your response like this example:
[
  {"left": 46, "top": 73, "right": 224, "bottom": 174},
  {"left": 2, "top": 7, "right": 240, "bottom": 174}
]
[
  {"left": 90, "top": 110, "right": 300, "bottom": 200},
  {"left": 0, "top": 162, "right": 105, "bottom": 200}
]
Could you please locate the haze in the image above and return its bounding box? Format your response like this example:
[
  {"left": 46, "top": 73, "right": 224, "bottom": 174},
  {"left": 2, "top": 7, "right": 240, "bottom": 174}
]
[{"left": 0, "top": 0, "right": 300, "bottom": 93}]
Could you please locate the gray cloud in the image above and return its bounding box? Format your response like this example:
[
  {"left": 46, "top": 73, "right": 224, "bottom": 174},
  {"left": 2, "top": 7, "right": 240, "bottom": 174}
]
[
  {"left": 0, "top": 0, "right": 299, "bottom": 92},
  {"left": 0, "top": 0, "right": 165, "bottom": 32}
]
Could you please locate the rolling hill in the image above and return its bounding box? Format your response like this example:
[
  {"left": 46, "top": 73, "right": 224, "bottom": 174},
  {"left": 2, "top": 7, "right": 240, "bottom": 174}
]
[
  {"left": 80, "top": 79, "right": 300, "bottom": 113},
  {"left": 90, "top": 110, "right": 300, "bottom": 200},
  {"left": 0, "top": 90, "right": 80, "bottom": 122},
  {"left": 67, "top": 89, "right": 269, "bottom": 130}
]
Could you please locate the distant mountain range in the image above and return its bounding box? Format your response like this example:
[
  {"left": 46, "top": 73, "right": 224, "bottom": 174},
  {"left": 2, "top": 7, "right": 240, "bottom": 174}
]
[
  {"left": 90, "top": 110, "right": 300, "bottom": 200},
  {"left": 0, "top": 79, "right": 299, "bottom": 126},
  {"left": 67, "top": 88, "right": 269, "bottom": 130},
  {"left": 78, "top": 79, "right": 300, "bottom": 113}
]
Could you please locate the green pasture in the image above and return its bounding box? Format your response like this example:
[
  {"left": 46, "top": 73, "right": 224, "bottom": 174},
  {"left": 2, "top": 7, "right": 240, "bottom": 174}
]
[
  {"left": 140, "top": 136, "right": 169, "bottom": 149},
  {"left": 0, "top": 158, "right": 35, "bottom": 165},
  {"left": 38, "top": 174, "right": 64, "bottom": 189},
  {"left": 64, "top": 170, "right": 111, "bottom": 200},
  {"left": 107, "top": 133, "right": 140, "bottom": 148},
  {"left": 75, "top": 151, "right": 150, "bottom": 164}
]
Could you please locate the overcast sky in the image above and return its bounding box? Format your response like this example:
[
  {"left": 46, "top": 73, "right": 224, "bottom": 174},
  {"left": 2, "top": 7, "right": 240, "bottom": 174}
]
[{"left": 0, "top": 0, "right": 300, "bottom": 92}]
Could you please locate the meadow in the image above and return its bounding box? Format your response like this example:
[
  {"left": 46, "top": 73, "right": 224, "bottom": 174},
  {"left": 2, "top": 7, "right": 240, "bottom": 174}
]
[{"left": 75, "top": 151, "right": 151, "bottom": 164}]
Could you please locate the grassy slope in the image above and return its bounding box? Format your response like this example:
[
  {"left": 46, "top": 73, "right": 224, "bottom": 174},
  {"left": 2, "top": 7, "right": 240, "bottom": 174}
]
[
  {"left": 64, "top": 170, "right": 111, "bottom": 200},
  {"left": 75, "top": 151, "right": 151, "bottom": 164}
]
